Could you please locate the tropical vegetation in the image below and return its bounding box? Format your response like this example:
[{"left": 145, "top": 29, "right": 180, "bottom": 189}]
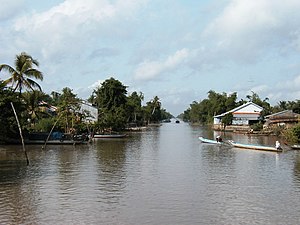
[
  {"left": 1, "top": 52, "right": 300, "bottom": 144},
  {"left": 0, "top": 53, "right": 173, "bottom": 142},
  {"left": 179, "top": 90, "right": 300, "bottom": 143},
  {"left": 0, "top": 52, "right": 43, "bottom": 95}
]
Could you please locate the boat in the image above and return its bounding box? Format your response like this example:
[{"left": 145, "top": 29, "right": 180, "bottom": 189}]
[
  {"left": 125, "top": 126, "right": 147, "bottom": 131},
  {"left": 228, "top": 140, "right": 282, "bottom": 152},
  {"left": 28, "top": 132, "right": 89, "bottom": 145},
  {"left": 25, "top": 139, "right": 87, "bottom": 145},
  {"left": 3, "top": 132, "right": 89, "bottom": 145},
  {"left": 291, "top": 144, "right": 300, "bottom": 150},
  {"left": 198, "top": 136, "right": 222, "bottom": 144},
  {"left": 93, "top": 133, "right": 127, "bottom": 138}
]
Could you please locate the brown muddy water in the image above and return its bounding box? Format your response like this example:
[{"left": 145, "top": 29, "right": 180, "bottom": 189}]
[{"left": 0, "top": 121, "right": 300, "bottom": 225}]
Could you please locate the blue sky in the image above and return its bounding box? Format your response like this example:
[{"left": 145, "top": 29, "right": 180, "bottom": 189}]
[{"left": 1, "top": 0, "right": 300, "bottom": 116}]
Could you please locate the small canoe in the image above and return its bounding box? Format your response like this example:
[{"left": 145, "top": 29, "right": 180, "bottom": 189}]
[
  {"left": 291, "top": 144, "right": 300, "bottom": 150},
  {"left": 228, "top": 140, "right": 282, "bottom": 152},
  {"left": 93, "top": 134, "right": 127, "bottom": 138},
  {"left": 198, "top": 136, "right": 222, "bottom": 144}
]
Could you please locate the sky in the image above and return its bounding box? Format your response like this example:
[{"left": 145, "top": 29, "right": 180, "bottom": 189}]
[{"left": 1, "top": 0, "right": 300, "bottom": 116}]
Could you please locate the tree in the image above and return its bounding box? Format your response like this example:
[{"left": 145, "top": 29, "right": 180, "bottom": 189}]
[
  {"left": 246, "top": 91, "right": 272, "bottom": 119},
  {"left": 93, "top": 77, "right": 127, "bottom": 110},
  {"left": 222, "top": 113, "right": 233, "bottom": 130},
  {"left": 21, "top": 90, "right": 49, "bottom": 127},
  {"left": 126, "top": 91, "right": 144, "bottom": 123},
  {"left": 92, "top": 77, "right": 128, "bottom": 131},
  {"left": 151, "top": 96, "right": 161, "bottom": 115},
  {"left": 0, "top": 52, "right": 43, "bottom": 95},
  {"left": 56, "top": 87, "right": 81, "bottom": 133},
  {"left": 184, "top": 91, "right": 238, "bottom": 125},
  {"left": 0, "top": 81, "right": 25, "bottom": 141},
  {"left": 188, "top": 101, "right": 201, "bottom": 123},
  {"left": 160, "top": 108, "right": 173, "bottom": 120},
  {"left": 144, "top": 96, "right": 162, "bottom": 123},
  {"left": 181, "top": 108, "right": 191, "bottom": 122}
]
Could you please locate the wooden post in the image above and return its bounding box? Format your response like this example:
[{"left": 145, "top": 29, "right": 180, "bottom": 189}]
[
  {"left": 42, "top": 113, "right": 63, "bottom": 150},
  {"left": 10, "top": 102, "right": 29, "bottom": 166}
]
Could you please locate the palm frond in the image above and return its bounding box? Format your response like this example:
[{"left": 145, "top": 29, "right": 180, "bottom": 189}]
[
  {"left": 3, "top": 52, "right": 43, "bottom": 93},
  {"left": 26, "top": 69, "right": 43, "bottom": 80},
  {"left": 0, "top": 64, "right": 16, "bottom": 74},
  {"left": 25, "top": 78, "right": 42, "bottom": 91},
  {"left": 3, "top": 77, "right": 13, "bottom": 86}
]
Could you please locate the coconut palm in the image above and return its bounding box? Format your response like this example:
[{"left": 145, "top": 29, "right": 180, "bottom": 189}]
[
  {"left": 151, "top": 96, "right": 161, "bottom": 115},
  {"left": 0, "top": 52, "right": 43, "bottom": 95},
  {"left": 22, "top": 90, "right": 48, "bottom": 125}
]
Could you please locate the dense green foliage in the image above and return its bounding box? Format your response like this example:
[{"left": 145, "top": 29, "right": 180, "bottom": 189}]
[
  {"left": 90, "top": 78, "right": 172, "bottom": 131},
  {"left": 1, "top": 52, "right": 300, "bottom": 143},
  {"left": 273, "top": 100, "right": 300, "bottom": 114},
  {"left": 0, "top": 82, "right": 24, "bottom": 141},
  {"left": 126, "top": 91, "right": 144, "bottom": 124},
  {"left": 92, "top": 78, "right": 128, "bottom": 131},
  {"left": 182, "top": 90, "right": 239, "bottom": 124},
  {"left": 283, "top": 124, "right": 300, "bottom": 144},
  {"left": 245, "top": 91, "right": 272, "bottom": 118},
  {"left": 182, "top": 90, "right": 300, "bottom": 126},
  {"left": 292, "top": 125, "right": 300, "bottom": 143}
]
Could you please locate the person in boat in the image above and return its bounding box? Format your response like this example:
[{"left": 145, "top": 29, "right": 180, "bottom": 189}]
[
  {"left": 275, "top": 140, "right": 282, "bottom": 150},
  {"left": 216, "top": 135, "right": 223, "bottom": 143}
]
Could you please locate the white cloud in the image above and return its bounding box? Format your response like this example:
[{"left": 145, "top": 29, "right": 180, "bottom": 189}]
[
  {"left": 280, "top": 75, "right": 300, "bottom": 91},
  {"left": 251, "top": 84, "right": 270, "bottom": 94},
  {"left": 133, "top": 48, "right": 190, "bottom": 81},
  {"left": 2, "top": 0, "right": 300, "bottom": 115},
  {"left": 88, "top": 79, "right": 104, "bottom": 90},
  {"left": 202, "top": 0, "right": 300, "bottom": 62},
  {"left": 0, "top": 0, "right": 24, "bottom": 21},
  {"left": 233, "top": 75, "right": 300, "bottom": 105},
  {"left": 13, "top": 0, "right": 147, "bottom": 60}
]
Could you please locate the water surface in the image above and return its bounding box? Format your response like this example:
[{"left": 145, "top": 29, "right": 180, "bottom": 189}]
[{"left": 0, "top": 122, "right": 300, "bottom": 224}]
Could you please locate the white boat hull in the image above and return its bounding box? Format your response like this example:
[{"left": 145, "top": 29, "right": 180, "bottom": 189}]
[
  {"left": 198, "top": 137, "right": 221, "bottom": 144},
  {"left": 93, "top": 134, "right": 127, "bottom": 138},
  {"left": 228, "top": 140, "right": 282, "bottom": 152}
]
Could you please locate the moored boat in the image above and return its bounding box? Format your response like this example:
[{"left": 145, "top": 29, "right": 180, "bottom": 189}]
[
  {"left": 25, "top": 139, "right": 87, "bottom": 145},
  {"left": 3, "top": 132, "right": 89, "bottom": 145},
  {"left": 291, "top": 144, "right": 300, "bottom": 150},
  {"left": 228, "top": 140, "right": 282, "bottom": 152}
]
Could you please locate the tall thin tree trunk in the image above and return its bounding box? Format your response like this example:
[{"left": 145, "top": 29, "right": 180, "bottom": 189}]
[
  {"left": 152, "top": 107, "right": 156, "bottom": 115},
  {"left": 10, "top": 102, "right": 29, "bottom": 165}
]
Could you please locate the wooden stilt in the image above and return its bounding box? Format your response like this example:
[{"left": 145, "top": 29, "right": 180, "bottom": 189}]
[{"left": 42, "top": 113, "right": 63, "bottom": 150}]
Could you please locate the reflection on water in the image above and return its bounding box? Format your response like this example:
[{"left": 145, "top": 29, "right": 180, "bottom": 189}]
[
  {"left": 293, "top": 154, "right": 300, "bottom": 183},
  {"left": 0, "top": 123, "right": 300, "bottom": 224}
]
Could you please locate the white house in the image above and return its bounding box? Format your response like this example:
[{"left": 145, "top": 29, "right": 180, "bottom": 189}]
[
  {"left": 79, "top": 101, "right": 98, "bottom": 123},
  {"left": 214, "top": 102, "right": 263, "bottom": 126}
]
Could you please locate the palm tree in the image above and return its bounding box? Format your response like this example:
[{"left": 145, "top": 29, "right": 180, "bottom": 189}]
[
  {"left": 144, "top": 96, "right": 161, "bottom": 124},
  {"left": 0, "top": 52, "right": 43, "bottom": 95},
  {"left": 22, "top": 90, "right": 48, "bottom": 126},
  {"left": 151, "top": 96, "right": 161, "bottom": 115}
]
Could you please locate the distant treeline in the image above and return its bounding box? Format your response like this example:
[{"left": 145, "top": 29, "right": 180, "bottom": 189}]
[{"left": 179, "top": 90, "right": 300, "bottom": 124}]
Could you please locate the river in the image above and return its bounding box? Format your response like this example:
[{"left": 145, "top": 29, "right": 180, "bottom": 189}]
[{"left": 0, "top": 121, "right": 300, "bottom": 225}]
